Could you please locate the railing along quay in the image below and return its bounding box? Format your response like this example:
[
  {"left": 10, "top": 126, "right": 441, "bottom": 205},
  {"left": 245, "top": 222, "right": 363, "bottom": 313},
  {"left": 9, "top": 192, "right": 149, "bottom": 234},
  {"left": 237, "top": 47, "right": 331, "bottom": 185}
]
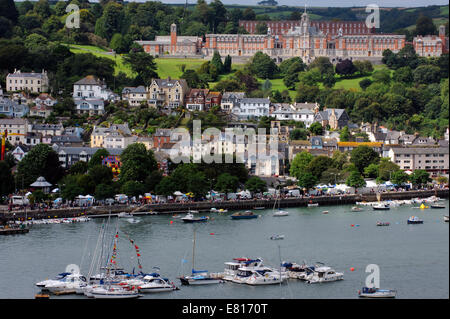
[{"left": 1, "top": 189, "right": 448, "bottom": 222}]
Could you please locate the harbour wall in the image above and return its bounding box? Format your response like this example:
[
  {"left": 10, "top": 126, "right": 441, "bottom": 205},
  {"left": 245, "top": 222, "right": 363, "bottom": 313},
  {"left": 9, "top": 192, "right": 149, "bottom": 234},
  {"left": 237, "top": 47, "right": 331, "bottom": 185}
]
[{"left": 1, "top": 189, "right": 448, "bottom": 222}]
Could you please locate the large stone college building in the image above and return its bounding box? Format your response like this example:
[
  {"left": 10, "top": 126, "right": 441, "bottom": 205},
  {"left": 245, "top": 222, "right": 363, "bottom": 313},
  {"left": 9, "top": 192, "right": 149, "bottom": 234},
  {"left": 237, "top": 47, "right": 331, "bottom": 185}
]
[{"left": 137, "top": 10, "right": 447, "bottom": 63}]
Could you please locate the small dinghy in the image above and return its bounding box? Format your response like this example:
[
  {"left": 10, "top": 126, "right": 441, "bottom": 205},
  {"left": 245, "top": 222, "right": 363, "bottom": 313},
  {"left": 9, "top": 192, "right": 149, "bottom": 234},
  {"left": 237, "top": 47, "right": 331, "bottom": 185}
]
[
  {"left": 231, "top": 211, "right": 258, "bottom": 219},
  {"left": 358, "top": 287, "right": 396, "bottom": 298},
  {"left": 351, "top": 206, "right": 363, "bottom": 212},
  {"left": 376, "top": 222, "right": 390, "bottom": 226},
  {"left": 307, "top": 203, "right": 319, "bottom": 207},
  {"left": 373, "top": 204, "right": 390, "bottom": 210},
  {"left": 273, "top": 210, "right": 289, "bottom": 217},
  {"left": 444, "top": 216, "right": 449, "bottom": 222},
  {"left": 407, "top": 216, "right": 423, "bottom": 224},
  {"left": 270, "top": 234, "right": 285, "bottom": 240}
]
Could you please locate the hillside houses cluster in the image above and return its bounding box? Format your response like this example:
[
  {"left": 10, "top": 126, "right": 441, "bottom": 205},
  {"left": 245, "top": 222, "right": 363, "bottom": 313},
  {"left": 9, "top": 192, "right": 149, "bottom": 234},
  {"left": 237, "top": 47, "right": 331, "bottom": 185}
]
[{"left": 1, "top": 73, "right": 448, "bottom": 178}]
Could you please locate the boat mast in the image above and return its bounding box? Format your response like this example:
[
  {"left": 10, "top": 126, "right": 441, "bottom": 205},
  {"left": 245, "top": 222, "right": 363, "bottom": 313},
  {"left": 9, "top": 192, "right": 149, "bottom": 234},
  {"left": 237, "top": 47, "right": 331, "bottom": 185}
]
[{"left": 192, "top": 228, "right": 196, "bottom": 272}]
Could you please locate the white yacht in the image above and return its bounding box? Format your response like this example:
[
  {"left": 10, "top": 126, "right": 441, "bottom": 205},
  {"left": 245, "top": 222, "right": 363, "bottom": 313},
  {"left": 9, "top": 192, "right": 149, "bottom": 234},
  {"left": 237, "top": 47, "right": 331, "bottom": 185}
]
[
  {"left": 36, "top": 272, "right": 72, "bottom": 289},
  {"left": 222, "top": 258, "right": 264, "bottom": 281},
  {"left": 273, "top": 210, "right": 289, "bottom": 217},
  {"left": 281, "top": 262, "right": 315, "bottom": 280},
  {"left": 305, "top": 266, "right": 344, "bottom": 283},
  {"left": 89, "top": 285, "right": 140, "bottom": 299},
  {"left": 138, "top": 275, "right": 178, "bottom": 293},
  {"left": 233, "top": 267, "right": 286, "bottom": 285},
  {"left": 44, "top": 273, "right": 87, "bottom": 294},
  {"left": 358, "top": 287, "right": 397, "bottom": 298}
]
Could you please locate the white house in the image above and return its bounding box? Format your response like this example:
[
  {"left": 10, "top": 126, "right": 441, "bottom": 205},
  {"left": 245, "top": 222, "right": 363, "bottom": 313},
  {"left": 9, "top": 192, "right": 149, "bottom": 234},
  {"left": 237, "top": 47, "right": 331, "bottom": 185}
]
[
  {"left": 73, "top": 75, "right": 118, "bottom": 115},
  {"left": 232, "top": 98, "right": 270, "bottom": 120}
]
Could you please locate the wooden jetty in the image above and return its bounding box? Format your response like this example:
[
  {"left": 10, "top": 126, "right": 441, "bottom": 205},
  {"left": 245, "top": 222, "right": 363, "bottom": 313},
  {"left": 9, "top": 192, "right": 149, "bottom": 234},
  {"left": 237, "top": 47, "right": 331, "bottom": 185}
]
[{"left": 0, "top": 226, "right": 29, "bottom": 235}]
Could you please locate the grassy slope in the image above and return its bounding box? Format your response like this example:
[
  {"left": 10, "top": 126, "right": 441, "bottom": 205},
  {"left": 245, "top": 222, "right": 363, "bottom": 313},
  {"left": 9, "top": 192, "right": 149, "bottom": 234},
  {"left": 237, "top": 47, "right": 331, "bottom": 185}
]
[{"left": 66, "top": 44, "right": 392, "bottom": 95}]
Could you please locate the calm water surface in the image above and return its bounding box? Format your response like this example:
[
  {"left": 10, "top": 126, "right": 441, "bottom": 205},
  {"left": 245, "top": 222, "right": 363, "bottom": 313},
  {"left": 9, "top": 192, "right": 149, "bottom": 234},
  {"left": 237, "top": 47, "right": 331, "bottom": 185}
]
[{"left": 0, "top": 201, "right": 448, "bottom": 299}]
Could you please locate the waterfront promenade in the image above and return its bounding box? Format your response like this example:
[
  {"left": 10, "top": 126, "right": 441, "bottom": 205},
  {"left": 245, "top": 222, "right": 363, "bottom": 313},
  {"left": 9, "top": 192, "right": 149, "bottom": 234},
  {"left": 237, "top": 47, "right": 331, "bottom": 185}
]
[{"left": 1, "top": 189, "right": 448, "bottom": 222}]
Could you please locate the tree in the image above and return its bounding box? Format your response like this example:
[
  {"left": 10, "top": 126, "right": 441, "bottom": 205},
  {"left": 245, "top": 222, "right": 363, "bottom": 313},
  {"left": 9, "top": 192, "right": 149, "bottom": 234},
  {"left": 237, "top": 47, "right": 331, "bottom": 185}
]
[
  {"left": 211, "top": 52, "right": 224, "bottom": 74},
  {"left": 121, "top": 180, "right": 145, "bottom": 197},
  {"left": 307, "top": 156, "right": 334, "bottom": 180},
  {"left": 245, "top": 176, "right": 267, "bottom": 193},
  {"left": 364, "top": 163, "right": 379, "bottom": 178},
  {"left": 415, "top": 14, "right": 437, "bottom": 36},
  {"left": 60, "top": 175, "right": 83, "bottom": 201},
  {"left": 297, "top": 172, "right": 317, "bottom": 190},
  {"left": 377, "top": 158, "right": 400, "bottom": 181},
  {"left": 353, "top": 60, "right": 373, "bottom": 75},
  {"left": 249, "top": 52, "right": 278, "bottom": 79},
  {"left": 335, "top": 59, "right": 357, "bottom": 77},
  {"left": 290, "top": 151, "right": 314, "bottom": 179},
  {"left": 308, "top": 122, "right": 323, "bottom": 136},
  {"left": 320, "top": 168, "right": 343, "bottom": 185},
  {"left": 123, "top": 51, "right": 158, "bottom": 86},
  {"left": 88, "top": 165, "right": 113, "bottom": 185},
  {"left": 155, "top": 176, "right": 177, "bottom": 196},
  {"left": 69, "top": 161, "right": 89, "bottom": 175},
  {"left": 410, "top": 169, "right": 431, "bottom": 188},
  {"left": 372, "top": 68, "right": 391, "bottom": 85},
  {"left": 215, "top": 173, "right": 239, "bottom": 194},
  {"left": 413, "top": 65, "right": 441, "bottom": 85},
  {"left": 339, "top": 126, "right": 351, "bottom": 142},
  {"left": 350, "top": 145, "right": 380, "bottom": 174},
  {"left": 223, "top": 55, "right": 232, "bottom": 73},
  {"left": 16, "top": 144, "right": 64, "bottom": 188},
  {"left": 95, "top": 183, "right": 115, "bottom": 200},
  {"left": 289, "top": 128, "right": 308, "bottom": 140},
  {"left": 119, "top": 143, "right": 158, "bottom": 183},
  {"left": 346, "top": 171, "right": 366, "bottom": 188},
  {"left": 33, "top": 0, "right": 51, "bottom": 19},
  {"left": 308, "top": 57, "right": 334, "bottom": 75},
  {"left": 391, "top": 170, "right": 409, "bottom": 186},
  {"left": 0, "top": 161, "right": 14, "bottom": 196},
  {"left": 331, "top": 150, "right": 348, "bottom": 170},
  {"left": 393, "top": 66, "right": 413, "bottom": 84},
  {"left": 359, "top": 78, "right": 372, "bottom": 91},
  {"left": 255, "top": 22, "right": 267, "bottom": 34},
  {"left": 0, "top": 0, "right": 19, "bottom": 23},
  {"left": 89, "top": 148, "right": 109, "bottom": 169}
]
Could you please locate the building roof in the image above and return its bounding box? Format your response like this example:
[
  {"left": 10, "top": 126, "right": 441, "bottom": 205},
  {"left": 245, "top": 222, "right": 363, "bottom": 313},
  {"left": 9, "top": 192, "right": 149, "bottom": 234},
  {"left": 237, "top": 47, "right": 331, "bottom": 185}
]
[
  {"left": 8, "top": 71, "right": 46, "bottom": 79},
  {"left": 389, "top": 147, "right": 448, "bottom": 154},
  {"left": 241, "top": 98, "right": 271, "bottom": 104},
  {"left": 338, "top": 142, "right": 383, "bottom": 147},
  {"left": 0, "top": 118, "right": 29, "bottom": 125},
  {"left": 74, "top": 75, "right": 104, "bottom": 86},
  {"left": 122, "top": 86, "right": 146, "bottom": 94},
  {"left": 152, "top": 78, "right": 187, "bottom": 88}
]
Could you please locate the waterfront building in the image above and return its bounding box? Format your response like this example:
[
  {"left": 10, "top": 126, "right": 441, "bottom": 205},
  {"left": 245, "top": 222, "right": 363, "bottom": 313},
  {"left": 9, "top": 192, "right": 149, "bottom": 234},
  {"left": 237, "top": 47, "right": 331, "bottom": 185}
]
[
  {"left": 54, "top": 146, "right": 124, "bottom": 168},
  {"left": 6, "top": 69, "right": 49, "bottom": 93},
  {"left": 388, "top": 146, "right": 449, "bottom": 176}
]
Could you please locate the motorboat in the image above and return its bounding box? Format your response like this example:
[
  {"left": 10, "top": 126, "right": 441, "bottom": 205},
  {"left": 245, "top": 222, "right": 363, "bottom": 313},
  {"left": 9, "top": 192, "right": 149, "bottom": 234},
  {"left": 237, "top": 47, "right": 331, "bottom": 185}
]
[
  {"left": 322, "top": 211, "right": 329, "bottom": 214},
  {"left": 273, "top": 210, "right": 289, "bottom": 217},
  {"left": 351, "top": 206, "right": 363, "bottom": 212},
  {"left": 305, "top": 266, "right": 344, "bottom": 283},
  {"left": 430, "top": 204, "right": 446, "bottom": 209},
  {"left": 137, "top": 275, "right": 178, "bottom": 293},
  {"left": 179, "top": 270, "right": 223, "bottom": 285},
  {"left": 89, "top": 285, "right": 140, "bottom": 299},
  {"left": 118, "top": 212, "right": 133, "bottom": 218},
  {"left": 358, "top": 287, "right": 397, "bottom": 298},
  {"left": 36, "top": 272, "right": 72, "bottom": 289},
  {"left": 44, "top": 273, "right": 88, "bottom": 294},
  {"left": 307, "top": 203, "right": 319, "bottom": 207},
  {"left": 221, "top": 258, "right": 264, "bottom": 282},
  {"left": 281, "top": 262, "right": 315, "bottom": 280},
  {"left": 181, "top": 213, "right": 209, "bottom": 223},
  {"left": 231, "top": 211, "right": 258, "bottom": 219},
  {"left": 270, "top": 234, "right": 285, "bottom": 240},
  {"left": 444, "top": 216, "right": 449, "bottom": 222},
  {"left": 254, "top": 207, "right": 265, "bottom": 210},
  {"left": 233, "top": 267, "right": 286, "bottom": 285},
  {"left": 373, "top": 204, "right": 390, "bottom": 210},
  {"left": 172, "top": 214, "right": 182, "bottom": 219},
  {"left": 211, "top": 208, "right": 228, "bottom": 213},
  {"left": 376, "top": 222, "right": 390, "bottom": 226},
  {"left": 407, "top": 216, "right": 423, "bottom": 224}
]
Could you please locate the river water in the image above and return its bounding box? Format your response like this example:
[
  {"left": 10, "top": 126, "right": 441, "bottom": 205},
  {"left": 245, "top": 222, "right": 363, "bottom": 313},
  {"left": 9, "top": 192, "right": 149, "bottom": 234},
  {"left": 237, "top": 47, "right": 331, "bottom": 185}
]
[{"left": 0, "top": 201, "right": 448, "bottom": 299}]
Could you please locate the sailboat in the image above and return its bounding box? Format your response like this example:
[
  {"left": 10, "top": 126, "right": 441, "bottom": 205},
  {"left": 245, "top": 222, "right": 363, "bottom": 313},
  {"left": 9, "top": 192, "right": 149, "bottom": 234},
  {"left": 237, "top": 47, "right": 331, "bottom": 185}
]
[
  {"left": 179, "top": 229, "right": 223, "bottom": 285},
  {"left": 273, "top": 192, "right": 289, "bottom": 217}
]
